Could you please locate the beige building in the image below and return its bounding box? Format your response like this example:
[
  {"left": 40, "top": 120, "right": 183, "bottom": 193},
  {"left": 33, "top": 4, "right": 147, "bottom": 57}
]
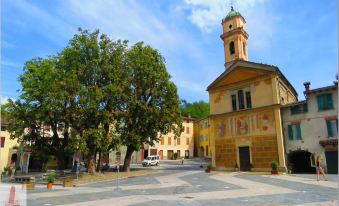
[
  {"left": 0, "top": 118, "right": 19, "bottom": 172},
  {"left": 149, "top": 117, "right": 194, "bottom": 160},
  {"left": 281, "top": 82, "right": 338, "bottom": 174}
]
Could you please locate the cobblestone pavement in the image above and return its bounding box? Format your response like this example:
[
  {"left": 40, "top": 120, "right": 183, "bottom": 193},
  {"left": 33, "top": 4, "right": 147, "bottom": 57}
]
[{"left": 25, "top": 161, "right": 338, "bottom": 206}]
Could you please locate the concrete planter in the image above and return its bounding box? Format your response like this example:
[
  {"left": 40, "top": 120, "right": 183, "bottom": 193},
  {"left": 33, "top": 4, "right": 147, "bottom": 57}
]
[
  {"left": 22, "top": 182, "right": 35, "bottom": 190},
  {"left": 63, "top": 179, "right": 74, "bottom": 187}
]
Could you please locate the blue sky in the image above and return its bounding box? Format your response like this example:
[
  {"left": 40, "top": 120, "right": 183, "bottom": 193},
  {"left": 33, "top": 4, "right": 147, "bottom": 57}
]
[{"left": 2, "top": 0, "right": 338, "bottom": 103}]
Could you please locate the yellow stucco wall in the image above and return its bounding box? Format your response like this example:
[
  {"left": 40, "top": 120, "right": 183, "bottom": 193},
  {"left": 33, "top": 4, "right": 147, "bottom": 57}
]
[
  {"left": 210, "top": 75, "right": 275, "bottom": 115},
  {"left": 221, "top": 16, "right": 248, "bottom": 64},
  {"left": 195, "top": 118, "right": 211, "bottom": 157},
  {"left": 210, "top": 105, "right": 284, "bottom": 170},
  {"left": 208, "top": 68, "right": 297, "bottom": 171},
  {"left": 0, "top": 129, "right": 19, "bottom": 171}
]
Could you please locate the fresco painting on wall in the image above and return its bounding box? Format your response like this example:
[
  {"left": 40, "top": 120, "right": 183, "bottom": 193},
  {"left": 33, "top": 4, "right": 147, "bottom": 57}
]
[
  {"left": 258, "top": 111, "right": 275, "bottom": 132},
  {"left": 216, "top": 110, "right": 275, "bottom": 138},
  {"left": 218, "top": 120, "right": 226, "bottom": 138},
  {"left": 236, "top": 116, "right": 249, "bottom": 135}
]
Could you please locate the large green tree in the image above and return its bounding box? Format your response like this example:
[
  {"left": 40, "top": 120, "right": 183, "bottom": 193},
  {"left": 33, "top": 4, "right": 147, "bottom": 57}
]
[
  {"left": 7, "top": 29, "right": 182, "bottom": 173},
  {"left": 180, "top": 100, "right": 210, "bottom": 119},
  {"left": 6, "top": 57, "right": 78, "bottom": 170},
  {"left": 117, "top": 42, "right": 183, "bottom": 172},
  {"left": 54, "top": 29, "right": 128, "bottom": 173}
]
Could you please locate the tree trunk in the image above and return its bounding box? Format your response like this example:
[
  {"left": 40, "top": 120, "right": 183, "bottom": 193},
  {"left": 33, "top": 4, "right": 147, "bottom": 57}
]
[
  {"left": 57, "top": 151, "right": 66, "bottom": 170},
  {"left": 122, "top": 146, "right": 134, "bottom": 172},
  {"left": 96, "top": 150, "right": 102, "bottom": 172},
  {"left": 87, "top": 147, "right": 96, "bottom": 174}
]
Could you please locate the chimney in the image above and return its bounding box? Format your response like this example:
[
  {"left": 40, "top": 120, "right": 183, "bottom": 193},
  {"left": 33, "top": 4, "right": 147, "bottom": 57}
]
[
  {"left": 303, "top": 81, "right": 310, "bottom": 92},
  {"left": 188, "top": 113, "right": 191, "bottom": 119}
]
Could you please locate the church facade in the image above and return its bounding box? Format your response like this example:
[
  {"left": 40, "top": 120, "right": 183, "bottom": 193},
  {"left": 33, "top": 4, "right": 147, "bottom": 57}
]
[{"left": 208, "top": 7, "right": 298, "bottom": 171}]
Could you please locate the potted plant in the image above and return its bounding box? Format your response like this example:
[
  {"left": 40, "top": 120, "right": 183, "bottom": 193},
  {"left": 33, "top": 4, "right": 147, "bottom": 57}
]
[
  {"left": 271, "top": 161, "right": 279, "bottom": 175},
  {"left": 173, "top": 153, "right": 178, "bottom": 160},
  {"left": 205, "top": 163, "right": 212, "bottom": 173},
  {"left": 46, "top": 172, "right": 56, "bottom": 189}
]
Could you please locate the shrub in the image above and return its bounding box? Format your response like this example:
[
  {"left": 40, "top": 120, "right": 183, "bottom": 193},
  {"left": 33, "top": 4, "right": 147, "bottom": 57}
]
[
  {"left": 46, "top": 172, "right": 56, "bottom": 183},
  {"left": 271, "top": 161, "right": 278, "bottom": 170},
  {"left": 173, "top": 153, "right": 178, "bottom": 160},
  {"left": 207, "top": 163, "right": 212, "bottom": 170}
]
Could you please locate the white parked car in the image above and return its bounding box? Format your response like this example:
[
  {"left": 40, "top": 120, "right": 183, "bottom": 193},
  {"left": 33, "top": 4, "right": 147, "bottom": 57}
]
[{"left": 142, "top": 155, "right": 160, "bottom": 167}]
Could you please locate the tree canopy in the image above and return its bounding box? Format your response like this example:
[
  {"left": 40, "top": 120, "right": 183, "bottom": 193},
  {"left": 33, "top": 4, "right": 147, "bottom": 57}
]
[
  {"left": 180, "top": 100, "right": 210, "bottom": 119},
  {"left": 5, "top": 29, "right": 182, "bottom": 172}
]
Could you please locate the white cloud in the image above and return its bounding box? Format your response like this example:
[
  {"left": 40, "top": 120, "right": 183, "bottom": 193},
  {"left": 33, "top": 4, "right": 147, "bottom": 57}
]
[
  {"left": 182, "top": 0, "right": 275, "bottom": 50},
  {"left": 176, "top": 79, "right": 206, "bottom": 93},
  {"left": 10, "top": 0, "right": 75, "bottom": 46},
  {"left": 1, "top": 61, "right": 21, "bottom": 68},
  {"left": 66, "top": 0, "right": 201, "bottom": 56},
  {"left": 2, "top": 41, "right": 16, "bottom": 49},
  {"left": 0, "top": 96, "right": 13, "bottom": 105}
]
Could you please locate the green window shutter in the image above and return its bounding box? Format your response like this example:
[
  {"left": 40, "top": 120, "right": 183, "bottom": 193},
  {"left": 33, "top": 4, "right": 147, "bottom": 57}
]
[
  {"left": 317, "top": 95, "right": 324, "bottom": 110},
  {"left": 326, "top": 94, "right": 333, "bottom": 109},
  {"left": 326, "top": 120, "right": 333, "bottom": 137},
  {"left": 303, "top": 104, "right": 308, "bottom": 112},
  {"left": 296, "top": 124, "right": 302, "bottom": 140},
  {"left": 288, "top": 125, "right": 293, "bottom": 140},
  {"left": 336, "top": 119, "right": 338, "bottom": 132}
]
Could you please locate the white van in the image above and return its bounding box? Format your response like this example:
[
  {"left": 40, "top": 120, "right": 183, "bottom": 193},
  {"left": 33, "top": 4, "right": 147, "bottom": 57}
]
[{"left": 142, "top": 155, "right": 160, "bottom": 167}]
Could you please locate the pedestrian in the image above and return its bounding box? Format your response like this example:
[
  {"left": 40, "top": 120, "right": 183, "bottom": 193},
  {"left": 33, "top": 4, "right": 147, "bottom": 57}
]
[
  {"left": 316, "top": 155, "right": 328, "bottom": 181},
  {"left": 181, "top": 157, "right": 184, "bottom": 165}
]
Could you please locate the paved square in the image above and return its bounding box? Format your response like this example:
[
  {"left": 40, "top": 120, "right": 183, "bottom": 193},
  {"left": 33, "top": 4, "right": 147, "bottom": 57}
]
[{"left": 26, "top": 163, "right": 337, "bottom": 206}]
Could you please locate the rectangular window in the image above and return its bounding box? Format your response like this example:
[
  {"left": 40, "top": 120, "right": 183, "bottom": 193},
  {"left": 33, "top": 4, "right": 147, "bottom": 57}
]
[
  {"left": 177, "top": 137, "right": 180, "bottom": 145},
  {"left": 161, "top": 137, "right": 164, "bottom": 145},
  {"left": 0, "top": 136, "right": 5, "bottom": 148},
  {"left": 1, "top": 125, "right": 7, "bottom": 131},
  {"left": 326, "top": 119, "right": 338, "bottom": 138},
  {"left": 317, "top": 93, "right": 333, "bottom": 111},
  {"left": 199, "top": 135, "right": 203, "bottom": 142},
  {"left": 186, "top": 138, "right": 189, "bottom": 145},
  {"left": 291, "top": 104, "right": 308, "bottom": 115},
  {"left": 287, "top": 124, "right": 302, "bottom": 140},
  {"left": 204, "top": 122, "right": 208, "bottom": 128},
  {"left": 168, "top": 137, "right": 171, "bottom": 145},
  {"left": 231, "top": 94, "right": 237, "bottom": 111},
  {"left": 245, "top": 91, "right": 252, "bottom": 109},
  {"left": 205, "top": 135, "right": 208, "bottom": 141},
  {"left": 186, "top": 127, "right": 189, "bottom": 134},
  {"left": 238, "top": 90, "right": 245, "bottom": 110},
  {"left": 199, "top": 123, "right": 203, "bottom": 130}
]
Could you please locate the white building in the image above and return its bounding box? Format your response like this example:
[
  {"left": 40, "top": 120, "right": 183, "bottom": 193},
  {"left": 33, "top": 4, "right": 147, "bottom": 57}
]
[{"left": 281, "top": 82, "right": 338, "bottom": 174}]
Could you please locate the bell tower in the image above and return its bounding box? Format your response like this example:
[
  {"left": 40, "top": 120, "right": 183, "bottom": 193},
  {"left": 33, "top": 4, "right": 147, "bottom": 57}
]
[{"left": 220, "top": 6, "right": 249, "bottom": 68}]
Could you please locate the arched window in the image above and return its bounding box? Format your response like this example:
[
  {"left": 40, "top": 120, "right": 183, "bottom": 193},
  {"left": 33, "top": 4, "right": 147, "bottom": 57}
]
[{"left": 229, "top": 41, "right": 235, "bottom": 55}]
